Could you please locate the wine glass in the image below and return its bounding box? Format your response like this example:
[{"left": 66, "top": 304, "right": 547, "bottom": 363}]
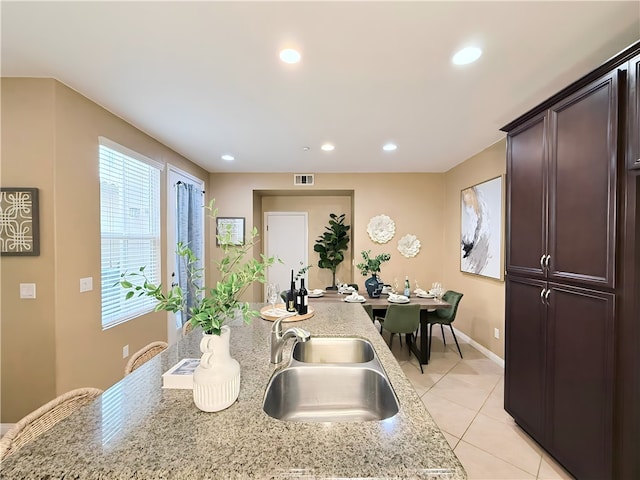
[
  {"left": 393, "top": 278, "right": 399, "bottom": 294},
  {"left": 267, "top": 283, "right": 279, "bottom": 315}
]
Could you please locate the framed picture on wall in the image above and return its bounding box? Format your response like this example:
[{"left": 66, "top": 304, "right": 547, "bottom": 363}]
[
  {"left": 0, "top": 187, "right": 40, "bottom": 256},
  {"left": 460, "top": 176, "right": 503, "bottom": 280},
  {"left": 216, "top": 217, "right": 245, "bottom": 246}
]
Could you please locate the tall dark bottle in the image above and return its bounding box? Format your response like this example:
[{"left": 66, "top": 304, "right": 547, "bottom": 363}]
[
  {"left": 297, "top": 278, "right": 309, "bottom": 315},
  {"left": 286, "top": 270, "right": 297, "bottom": 312}
]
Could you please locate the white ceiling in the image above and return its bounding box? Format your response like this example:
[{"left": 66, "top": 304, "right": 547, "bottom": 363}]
[{"left": 2, "top": 1, "right": 639, "bottom": 173}]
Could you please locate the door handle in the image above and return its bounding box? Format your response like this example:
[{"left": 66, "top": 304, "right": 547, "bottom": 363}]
[
  {"left": 540, "top": 255, "right": 546, "bottom": 270},
  {"left": 544, "top": 255, "right": 551, "bottom": 268},
  {"left": 540, "top": 288, "right": 547, "bottom": 305},
  {"left": 544, "top": 288, "right": 551, "bottom": 305}
]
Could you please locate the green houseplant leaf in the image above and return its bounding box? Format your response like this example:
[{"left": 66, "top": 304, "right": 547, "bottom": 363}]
[
  {"left": 356, "top": 250, "right": 391, "bottom": 277},
  {"left": 313, "top": 213, "right": 351, "bottom": 289},
  {"left": 117, "top": 199, "right": 277, "bottom": 335}
]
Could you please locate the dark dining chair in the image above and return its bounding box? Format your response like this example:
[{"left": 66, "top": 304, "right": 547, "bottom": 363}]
[
  {"left": 427, "top": 290, "right": 464, "bottom": 360},
  {"left": 380, "top": 304, "right": 423, "bottom": 373}
]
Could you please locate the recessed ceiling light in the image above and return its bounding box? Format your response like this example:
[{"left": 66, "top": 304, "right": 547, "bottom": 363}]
[
  {"left": 320, "top": 143, "right": 335, "bottom": 152},
  {"left": 279, "top": 48, "right": 301, "bottom": 64},
  {"left": 382, "top": 143, "right": 398, "bottom": 152},
  {"left": 452, "top": 46, "right": 482, "bottom": 65},
  {"left": 221, "top": 154, "right": 235, "bottom": 161}
]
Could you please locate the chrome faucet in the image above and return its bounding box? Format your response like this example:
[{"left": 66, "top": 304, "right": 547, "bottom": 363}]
[{"left": 270, "top": 314, "right": 311, "bottom": 363}]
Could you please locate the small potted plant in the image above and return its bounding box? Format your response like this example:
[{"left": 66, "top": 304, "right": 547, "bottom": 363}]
[
  {"left": 117, "top": 199, "right": 277, "bottom": 412},
  {"left": 356, "top": 250, "right": 391, "bottom": 298}
]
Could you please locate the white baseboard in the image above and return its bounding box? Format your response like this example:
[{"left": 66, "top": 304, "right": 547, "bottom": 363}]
[
  {"left": 453, "top": 327, "right": 505, "bottom": 368},
  {"left": 1, "top": 423, "right": 15, "bottom": 436}
]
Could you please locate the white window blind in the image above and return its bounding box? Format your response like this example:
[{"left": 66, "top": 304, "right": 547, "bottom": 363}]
[{"left": 99, "top": 138, "right": 162, "bottom": 329}]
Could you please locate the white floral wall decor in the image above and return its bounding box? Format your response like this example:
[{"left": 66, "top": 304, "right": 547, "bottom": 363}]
[
  {"left": 397, "top": 234, "right": 421, "bottom": 258},
  {"left": 367, "top": 214, "right": 395, "bottom": 244}
]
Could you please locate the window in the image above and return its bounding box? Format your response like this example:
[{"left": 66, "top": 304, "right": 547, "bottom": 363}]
[{"left": 99, "top": 137, "right": 162, "bottom": 329}]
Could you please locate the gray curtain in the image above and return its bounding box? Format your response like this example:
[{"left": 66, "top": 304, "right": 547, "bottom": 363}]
[{"left": 176, "top": 182, "right": 204, "bottom": 326}]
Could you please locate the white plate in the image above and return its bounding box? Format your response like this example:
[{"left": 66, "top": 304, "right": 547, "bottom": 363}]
[
  {"left": 388, "top": 298, "right": 410, "bottom": 304},
  {"left": 308, "top": 293, "right": 324, "bottom": 298},
  {"left": 344, "top": 297, "right": 366, "bottom": 303},
  {"left": 417, "top": 293, "right": 435, "bottom": 299}
]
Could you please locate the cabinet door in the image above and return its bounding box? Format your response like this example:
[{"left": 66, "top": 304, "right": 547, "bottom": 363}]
[
  {"left": 629, "top": 53, "right": 640, "bottom": 170},
  {"left": 504, "top": 275, "right": 547, "bottom": 442},
  {"left": 506, "top": 115, "right": 547, "bottom": 278},
  {"left": 546, "top": 283, "right": 615, "bottom": 480},
  {"left": 547, "top": 70, "right": 619, "bottom": 288}
]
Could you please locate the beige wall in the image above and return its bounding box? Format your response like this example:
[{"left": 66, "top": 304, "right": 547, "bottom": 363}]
[
  {"left": 1, "top": 79, "right": 58, "bottom": 422},
  {"left": 262, "top": 195, "right": 353, "bottom": 290},
  {"left": 1, "top": 79, "right": 209, "bottom": 422},
  {"left": 210, "top": 143, "right": 507, "bottom": 358},
  {"left": 209, "top": 173, "right": 448, "bottom": 298},
  {"left": 1, "top": 77, "right": 507, "bottom": 422},
  {"left": 443, "top": 141, "right": 506, "bottom": 358}
]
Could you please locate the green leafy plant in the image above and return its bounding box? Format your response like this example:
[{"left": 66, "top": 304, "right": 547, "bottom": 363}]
[
  {"left": 313, "top": 213, "right": 350, "bottom": 289},
  {"left": 356, "top": 250, "right": 391, "bottom": 277},
  {"left": 294, "top": 262, "right": 312, "bottom": 281},
  {"left": 117, "top": 199, "right": 277, "bottom": 335}
]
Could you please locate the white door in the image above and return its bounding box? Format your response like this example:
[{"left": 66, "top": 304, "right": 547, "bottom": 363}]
[
  {"left": 167, "top": 166, "right": 205, "bottom": 345},
  {"left": 264, "top": 212, "right": 308, "bottom": 298}
]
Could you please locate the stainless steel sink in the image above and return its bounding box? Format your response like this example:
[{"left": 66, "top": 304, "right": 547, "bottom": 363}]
[
  {"left": 292, "top": 337, "right": 375, "bottom": 363},
  {"left": 264, "top": 336, "right": 399, "bottom": 423},
  {"left": 262, "top": 365, "right": 399, "bottom": 422}
]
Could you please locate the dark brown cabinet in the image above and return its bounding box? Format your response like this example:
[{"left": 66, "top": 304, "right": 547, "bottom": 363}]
[
  {"left": 507, "top": 71, "right": 619, "bottom": 290},
  {"left": 503, "top": 41, "right": 640, "bottom": 480},
  {"left": 505, "top": 277, "right": 547, "bottom": 440},
  {"left": 506, "top": 277, "right": 615, "bottom": 480},
  {"left": 630, "top": 53, "right": 640, "bottom": 170}
]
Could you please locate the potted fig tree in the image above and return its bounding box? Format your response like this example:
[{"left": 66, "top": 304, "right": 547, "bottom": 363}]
[{"left": 313, "top": 213, "right": 350, "bottom": 290}]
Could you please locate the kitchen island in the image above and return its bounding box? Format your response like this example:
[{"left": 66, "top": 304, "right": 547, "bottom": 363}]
[{"left": 1, "top": 302, "right": 466, "bottom": 479}]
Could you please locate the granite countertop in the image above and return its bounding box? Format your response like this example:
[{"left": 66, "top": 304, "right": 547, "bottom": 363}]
[{"left": 1, "top": 302, "right": 466, "bottom": 479}]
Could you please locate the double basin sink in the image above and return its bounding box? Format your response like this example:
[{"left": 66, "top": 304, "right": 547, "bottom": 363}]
[{"left": 262, "top": 337, "right": 399, "bottom": 422}]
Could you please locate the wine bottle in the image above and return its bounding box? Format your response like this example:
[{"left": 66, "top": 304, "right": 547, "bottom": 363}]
[
  {"left": 297, "top": 278, "right": 308, "bottom": 315},
  {"left": 286, "top": 270, "right": 297, "bottom": 312},
  {"left": 404, "top": 276, "right": 411, "bottom": 297}
]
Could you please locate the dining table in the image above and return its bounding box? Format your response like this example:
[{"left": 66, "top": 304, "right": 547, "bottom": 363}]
[{"left": 309, "top": 289, "right": 452, "bottom": 364}]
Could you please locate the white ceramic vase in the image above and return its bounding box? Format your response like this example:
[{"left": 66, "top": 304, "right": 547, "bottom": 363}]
[{"left": 192, "top": 325, "right": 240, "bottom": 412}]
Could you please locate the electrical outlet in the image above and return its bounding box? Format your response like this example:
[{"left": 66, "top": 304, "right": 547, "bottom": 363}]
[
  {"left": 122, "top": 345, "right": 129, "bottom": 358},
  {"left": 494, "top": 328, "right": 500, "bottom": 339},
  {"left": 20, "top": 283, "right": 36, "bottom": 299},
  {"left": 80, "top": 277, "right": 93, "bottom": 292}
]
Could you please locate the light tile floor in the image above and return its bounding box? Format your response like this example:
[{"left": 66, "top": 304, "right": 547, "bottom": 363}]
[{"left": 383, "top": 328, "right": 576, "bottom": 480}]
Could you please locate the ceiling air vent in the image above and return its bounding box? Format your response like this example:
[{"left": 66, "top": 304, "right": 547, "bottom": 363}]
[{"left": 294, "top": 174, "right": 314, "bottom": 186}]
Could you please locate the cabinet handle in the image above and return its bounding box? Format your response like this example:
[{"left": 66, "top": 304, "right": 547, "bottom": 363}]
[
  {"left": 544, "top": 254, "right": 551, "bottom": 268},
  {"left": 544, "top": 288, "right": 551, "bottom": 305},
  {"left": 540, "top": 255, "right": 546, "bottom": 270},
  {"left": 540, "top": 288, "right": 547, "bottom": 305}
]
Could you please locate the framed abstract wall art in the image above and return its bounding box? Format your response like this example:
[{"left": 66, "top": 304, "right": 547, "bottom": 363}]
[
  {"left": 460, "top": 176, "right": 502, "bottom": 280},
  {"left": 216, "top": 217, "right": 245, "bottom": 246},
  {"left": 0, "top": 187, "right": 40, "bottom": 256}
]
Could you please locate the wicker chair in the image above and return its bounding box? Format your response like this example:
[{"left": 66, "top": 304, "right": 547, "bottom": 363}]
[
  {"left": 124, "top": 341, "right": 168, "bottom": 376},
  {"left": 0, "top": 387, "right": 102, "bottom": 460},
  {"left": 182, "top": 321, "right": 193, "bottom": 336}
]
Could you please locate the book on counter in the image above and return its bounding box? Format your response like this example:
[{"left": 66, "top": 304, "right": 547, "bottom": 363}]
[{"left": 161, "top": 358, "right": 200, "bottom": 389}]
